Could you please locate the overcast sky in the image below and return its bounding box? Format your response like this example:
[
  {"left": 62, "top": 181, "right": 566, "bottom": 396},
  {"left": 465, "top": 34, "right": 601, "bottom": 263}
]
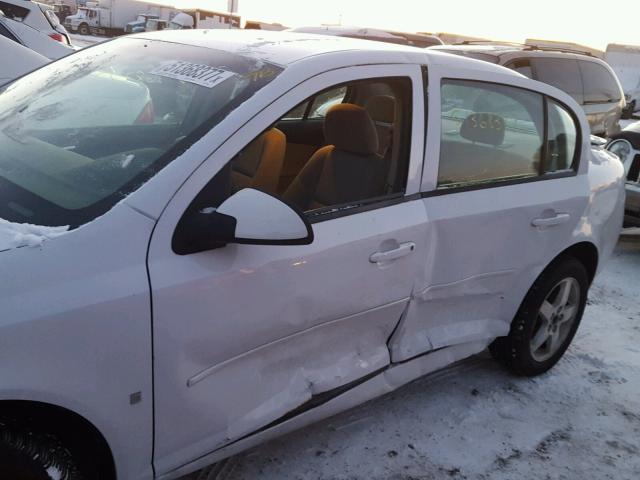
[{"left": 175, "top": 0, "right": 638, "bottom": 50}]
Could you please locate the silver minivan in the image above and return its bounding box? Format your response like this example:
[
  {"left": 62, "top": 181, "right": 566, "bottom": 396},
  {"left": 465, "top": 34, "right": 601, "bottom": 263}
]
[{"left": 431, "top": 43, "right": 626, "bottom": 137}]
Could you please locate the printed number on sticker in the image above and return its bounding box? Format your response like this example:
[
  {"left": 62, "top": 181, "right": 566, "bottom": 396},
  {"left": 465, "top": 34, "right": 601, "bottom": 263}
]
[{"left": 150, "top": 61, "right": 235, "bottom": 88}]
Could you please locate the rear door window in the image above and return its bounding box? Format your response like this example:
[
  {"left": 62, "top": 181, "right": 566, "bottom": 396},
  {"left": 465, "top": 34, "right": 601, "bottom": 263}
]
[
  {"left": 439, "top": 79, "right": 544, "bottom": 188},
  {"left": 578, "top": 60, "right": 621, "bottom": 103},
  {"left": 531, "top": 58, "right": 584, "bottom": 104}
]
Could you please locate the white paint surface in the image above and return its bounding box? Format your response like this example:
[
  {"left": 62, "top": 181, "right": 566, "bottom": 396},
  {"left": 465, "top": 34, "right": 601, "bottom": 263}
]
[{"left": 185, "top": 237, "right": 640, "bottom": 480}]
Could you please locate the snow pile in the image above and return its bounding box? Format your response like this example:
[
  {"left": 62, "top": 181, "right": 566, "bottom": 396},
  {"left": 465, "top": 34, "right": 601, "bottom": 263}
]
[{"left": 0, "top": 218, "right": 68, "bottom": 251}]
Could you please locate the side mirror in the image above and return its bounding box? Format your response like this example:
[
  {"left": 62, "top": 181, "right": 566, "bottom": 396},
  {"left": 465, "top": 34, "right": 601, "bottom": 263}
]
[
  {"left": 173, "top": 188, "right": 313, "bottom": 255},
  {"left": 216, "top": 188, "right": 314, "bottom": 245}
]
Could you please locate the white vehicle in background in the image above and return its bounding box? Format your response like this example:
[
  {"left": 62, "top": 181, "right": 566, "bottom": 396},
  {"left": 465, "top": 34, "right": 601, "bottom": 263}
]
[
  {"left": 64, "top": 0, "right": 140, "bottom": 36},
  {"left": 0, "top": 30, "right": 625, "bottom": 480},
  {"left": 0, "top": 34, "right": 46, "bottom": 84},
  {"left": 605, "top": 43, "right": 640, "bottom": 116},
  {"left": 167, "top": 9, "right": 240, "bottom": 30},
  {"left": 0, "top": 0, "right": 73, "bottom": 58}
]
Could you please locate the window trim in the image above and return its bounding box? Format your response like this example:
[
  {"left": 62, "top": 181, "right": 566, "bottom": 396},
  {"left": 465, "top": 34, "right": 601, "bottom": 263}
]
[
  {"left": 431, "top": 77, "right": 582, "bottom": 195},
  {"left": 307, "top": 192, "right": 420, "bottom": 224}
]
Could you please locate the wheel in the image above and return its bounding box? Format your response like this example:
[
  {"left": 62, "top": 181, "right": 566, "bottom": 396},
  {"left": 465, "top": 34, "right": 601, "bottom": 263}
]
[
  {"left": 78, "top": 24, "right": 89, "bottom": 35},
  {"left": 490, "top": 256, "right": 589, "bottom": 376},
  {"left": 0, "top": 428, "right": 82, "bottom": 480}
]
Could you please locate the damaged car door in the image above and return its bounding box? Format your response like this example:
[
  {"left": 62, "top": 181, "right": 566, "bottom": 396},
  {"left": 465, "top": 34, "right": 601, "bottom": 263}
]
[{"left": 147, "top": 64, "right": 429, "bottom": 474}]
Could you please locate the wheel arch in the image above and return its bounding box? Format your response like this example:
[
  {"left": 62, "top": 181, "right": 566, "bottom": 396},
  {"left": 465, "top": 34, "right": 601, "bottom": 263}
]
[
  {"left": 0, "top": 400, "right": 116, "bottom": 479},
  {"left": 551, "top": 241, "right": 599, "bottom": 284}
]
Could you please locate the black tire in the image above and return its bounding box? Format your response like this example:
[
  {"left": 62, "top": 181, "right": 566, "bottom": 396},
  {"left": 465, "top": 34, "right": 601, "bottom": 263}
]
[
  {"left": 78, "top": 24, "right": 89, "bottom": 35},
  {"left": 0, "top": 428, "right": 83, "bottom": 480},
  {"left": 490, "top": 256, "right": 589, "bottom": 376}
]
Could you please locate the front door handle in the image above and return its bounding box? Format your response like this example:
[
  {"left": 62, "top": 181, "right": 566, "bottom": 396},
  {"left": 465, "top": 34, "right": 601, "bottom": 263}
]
[
  {"left": 369, "top": 242, "right": 416, "bottom": 264},
  {"left": 531, "top": 213, "right": 571, "bottom": 228}
]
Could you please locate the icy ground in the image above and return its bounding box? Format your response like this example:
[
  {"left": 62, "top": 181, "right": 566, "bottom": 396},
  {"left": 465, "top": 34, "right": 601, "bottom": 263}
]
[
  {"left": 69, "top": 33, "right": 107, "bottom": 49},
  {"left": 186, "top": 234, "right": 640, "bottom": 480}
]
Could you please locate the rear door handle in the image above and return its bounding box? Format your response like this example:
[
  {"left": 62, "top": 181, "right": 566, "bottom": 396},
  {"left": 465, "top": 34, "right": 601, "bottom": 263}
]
[
  {"left": 531, "top": 213, "right": 571, "bottom": 228},
  {"left": 369, "top": 242, "right": 415, "bottom": 264}
]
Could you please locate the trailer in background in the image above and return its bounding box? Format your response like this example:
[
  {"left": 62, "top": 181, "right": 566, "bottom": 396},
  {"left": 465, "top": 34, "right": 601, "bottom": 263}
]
[
  {"left": 606, "top": 44, "right": 640, "bottom": 114},
  {"left": 65, "top": 0, "right": 143, "bottom": 36}
]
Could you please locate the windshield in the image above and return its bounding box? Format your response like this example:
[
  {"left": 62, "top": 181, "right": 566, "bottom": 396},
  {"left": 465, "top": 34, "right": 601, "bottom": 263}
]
[{"left": 0, "top": 38, "right": 282, "bottom": 227}]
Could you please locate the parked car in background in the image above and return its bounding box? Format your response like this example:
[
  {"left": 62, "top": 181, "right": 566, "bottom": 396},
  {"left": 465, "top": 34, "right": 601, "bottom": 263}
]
[
  {"left": 0, "top": 30, "right": 625, "bottom": 480},
  {"left": 0, "top": 34, "right": 47, "bottom": 85},
  {"left": 431, "top": 43, "right": 626, "bottom": 137},
  {"left": 0, "top": 5, "right": 73, "bottom": 59},
  {"left": 606, "top": 121, "right": 640, "bottom": 226},
  {"left": 289, "top": 25, "right": 444, "bottom": 47}
]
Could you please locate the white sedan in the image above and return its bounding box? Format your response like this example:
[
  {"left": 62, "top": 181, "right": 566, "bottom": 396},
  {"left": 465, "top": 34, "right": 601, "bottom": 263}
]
[{"left": 0, "top": 30, "right": 625, "bottom": 480}]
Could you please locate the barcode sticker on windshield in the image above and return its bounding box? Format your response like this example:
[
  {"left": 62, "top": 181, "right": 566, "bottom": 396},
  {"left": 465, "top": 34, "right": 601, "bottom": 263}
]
[{"left": 150, "top": 61, "right": 235, "bottom": 88}]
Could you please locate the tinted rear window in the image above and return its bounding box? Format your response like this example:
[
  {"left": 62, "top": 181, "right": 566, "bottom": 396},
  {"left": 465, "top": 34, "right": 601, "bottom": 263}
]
[
  {"left": 578, "top": 60, "right": 621, "bottom": 103},
  {"left": 0, "top": 1, "right": 29, "bottom": 20},
  {"left": 531, "top": 58, "right": 583, "bottom": 104}
]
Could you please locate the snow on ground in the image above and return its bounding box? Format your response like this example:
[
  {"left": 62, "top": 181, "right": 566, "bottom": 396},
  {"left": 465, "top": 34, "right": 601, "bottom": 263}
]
[
  {"left": 69, "top": 33, "right": 109, "bottom": 49},
  {"left": 185, "top": 234, "right": 640, "bottom": 480}
]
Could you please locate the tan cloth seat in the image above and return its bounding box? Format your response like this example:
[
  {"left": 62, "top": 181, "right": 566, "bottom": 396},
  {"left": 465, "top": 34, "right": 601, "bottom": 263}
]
[
  {"left": 283, "top": 104, "right": 387, "bottom": 212},
  {"left": 231, "top": 128, "right": 286, "bottom": 193}
]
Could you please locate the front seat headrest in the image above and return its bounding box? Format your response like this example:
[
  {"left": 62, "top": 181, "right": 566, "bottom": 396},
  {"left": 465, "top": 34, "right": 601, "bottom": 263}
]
[
  {"left": 324, "top": 103, "right": 379, "bottom": 155},
  {"left": 365, "top": 95, "right": 396, "bottom": 124}
]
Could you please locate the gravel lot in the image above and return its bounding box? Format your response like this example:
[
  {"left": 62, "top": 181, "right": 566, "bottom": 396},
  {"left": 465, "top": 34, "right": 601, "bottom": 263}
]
[{"left": 185, "top": 233, "right": 640, "bottom": 480}]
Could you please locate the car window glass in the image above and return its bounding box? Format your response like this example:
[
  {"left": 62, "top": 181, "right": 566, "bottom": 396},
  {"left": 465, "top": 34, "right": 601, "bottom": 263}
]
[
  {"left": 578, "top": 61, "right": 621, "bottom": 103},
  {"left": 628, "top": 155, "right": 640, "bottom": 183},
  {"left": 546, "top": 99, "right": 578, "bottom": 172},
  {"left": 281, "top": 101, "right": 308, "bottom": 120},
  {"left": 186, "top": 77, "right": 413, "bottom": 226},
  {"left": 439, "top": 79, "right": 544, "bottom": 188},
  {"left": 508, "top": 59, "right": 533, "bottom": 79},
  {"left": 309, "top": 86, "right": 347, "bottom": 118},
  {"left": 532, "top": 58, "right": 584, "bottom": 103},
  {"left": 0, "top": 1, "right": 29, "bottom": 20}
]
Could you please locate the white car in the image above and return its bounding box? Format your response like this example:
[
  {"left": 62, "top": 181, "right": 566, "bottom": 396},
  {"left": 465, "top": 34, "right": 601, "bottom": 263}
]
[
  {"left": 0, "top": 0, "right": 74, "bottom": 59},
  {"left": 0, "top": 30, "right": 625, "bottom": 480},
  {"left": 0, "top": 34, "right": 46, "bottom": 84}
]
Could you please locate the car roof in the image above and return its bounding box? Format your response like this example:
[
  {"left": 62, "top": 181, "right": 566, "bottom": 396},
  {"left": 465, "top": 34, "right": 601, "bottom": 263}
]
[{"left": 133, "top": 29, "right": 519, "bottom": 76}]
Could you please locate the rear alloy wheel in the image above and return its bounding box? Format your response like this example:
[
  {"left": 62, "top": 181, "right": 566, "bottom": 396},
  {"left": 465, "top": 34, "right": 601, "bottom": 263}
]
[
  {"left": 490, "top": 256, "right": 589, "bottom": 376},
  {"left": 0, "top": 428, "right": 83, "bottom": 480}
]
